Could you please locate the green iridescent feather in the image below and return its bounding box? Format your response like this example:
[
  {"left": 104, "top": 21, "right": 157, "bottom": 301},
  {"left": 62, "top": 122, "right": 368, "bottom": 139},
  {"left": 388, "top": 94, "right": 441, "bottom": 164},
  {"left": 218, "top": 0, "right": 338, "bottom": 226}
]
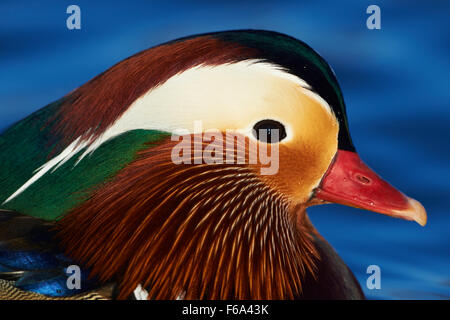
[{"left": 0, "top": 99, "right": 169, "bottom": 220}]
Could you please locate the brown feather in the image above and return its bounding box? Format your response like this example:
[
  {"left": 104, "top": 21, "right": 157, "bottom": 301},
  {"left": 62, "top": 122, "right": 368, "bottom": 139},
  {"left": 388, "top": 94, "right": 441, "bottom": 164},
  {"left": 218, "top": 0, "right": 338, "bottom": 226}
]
[
  {"left": 56, "top": 134, "right": 320, "bottom": 299},
  {"left": 48, "top": 37, "right": 258, "bottom": 152}
]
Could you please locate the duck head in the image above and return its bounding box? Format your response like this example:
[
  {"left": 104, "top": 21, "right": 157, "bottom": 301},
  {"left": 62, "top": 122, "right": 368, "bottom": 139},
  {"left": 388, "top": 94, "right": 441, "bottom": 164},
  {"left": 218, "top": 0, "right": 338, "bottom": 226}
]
[{"left": 38, "top": 30, "right": 427, "bottom": 299}]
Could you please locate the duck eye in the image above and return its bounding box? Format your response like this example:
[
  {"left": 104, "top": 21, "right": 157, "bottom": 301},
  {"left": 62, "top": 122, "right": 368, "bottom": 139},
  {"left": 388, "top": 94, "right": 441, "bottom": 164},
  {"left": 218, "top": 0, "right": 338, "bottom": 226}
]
[{"left": 252, "top": 120, "right": 287, "bottom": 143}]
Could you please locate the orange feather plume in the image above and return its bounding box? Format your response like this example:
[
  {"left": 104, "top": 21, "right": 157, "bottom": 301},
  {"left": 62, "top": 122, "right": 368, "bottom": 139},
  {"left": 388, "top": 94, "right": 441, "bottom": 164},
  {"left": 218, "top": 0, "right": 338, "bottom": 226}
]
[{"left": 56, "top": 134, "right": 319, "bottom": 299}]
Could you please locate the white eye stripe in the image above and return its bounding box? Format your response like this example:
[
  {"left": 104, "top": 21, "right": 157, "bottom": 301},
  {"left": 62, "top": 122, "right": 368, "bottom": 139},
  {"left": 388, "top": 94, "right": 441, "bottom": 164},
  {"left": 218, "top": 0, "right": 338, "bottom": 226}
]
[
  {"left": 2, "top": 60, "right": 320, "bottom": 203},
  {"left": 299, "top": 88, "right": 333, "bottom": 116}
]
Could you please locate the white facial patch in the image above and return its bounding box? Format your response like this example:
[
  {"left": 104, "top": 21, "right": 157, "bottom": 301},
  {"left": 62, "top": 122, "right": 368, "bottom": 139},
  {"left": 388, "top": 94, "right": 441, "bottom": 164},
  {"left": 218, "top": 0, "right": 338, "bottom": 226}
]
[{"left": 2, "top": 60, "right": 333, "bottom": 203}]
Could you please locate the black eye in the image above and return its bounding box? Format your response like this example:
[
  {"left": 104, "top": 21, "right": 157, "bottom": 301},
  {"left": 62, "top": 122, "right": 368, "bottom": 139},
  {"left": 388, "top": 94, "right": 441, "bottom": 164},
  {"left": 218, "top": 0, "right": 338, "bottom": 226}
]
[{"left": 252, "top": 120, "right": 287, "bottom": 143}]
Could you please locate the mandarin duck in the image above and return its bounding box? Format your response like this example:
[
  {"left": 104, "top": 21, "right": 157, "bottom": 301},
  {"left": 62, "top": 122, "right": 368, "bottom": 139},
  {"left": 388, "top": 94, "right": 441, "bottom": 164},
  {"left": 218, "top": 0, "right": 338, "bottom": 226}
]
[{"left": 0, "top": 30, "right": 427, "bottom": 300}]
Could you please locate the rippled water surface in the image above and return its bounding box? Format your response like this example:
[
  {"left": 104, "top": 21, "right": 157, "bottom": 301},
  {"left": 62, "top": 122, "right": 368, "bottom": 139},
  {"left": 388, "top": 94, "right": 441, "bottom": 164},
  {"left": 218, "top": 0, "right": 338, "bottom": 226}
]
[{"left": 0, "top": 0, "right": 449, "bottom": 299}]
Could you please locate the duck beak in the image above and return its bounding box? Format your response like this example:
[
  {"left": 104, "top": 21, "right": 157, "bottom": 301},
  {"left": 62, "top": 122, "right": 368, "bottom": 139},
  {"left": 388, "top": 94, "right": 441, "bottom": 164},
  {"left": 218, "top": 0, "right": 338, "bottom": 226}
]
[{"left": 315, "top": 150, "right": 427, "bottom": 226}]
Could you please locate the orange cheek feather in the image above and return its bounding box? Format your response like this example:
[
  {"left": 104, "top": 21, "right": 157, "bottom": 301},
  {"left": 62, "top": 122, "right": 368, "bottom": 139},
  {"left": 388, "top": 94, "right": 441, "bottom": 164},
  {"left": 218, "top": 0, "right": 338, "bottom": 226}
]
[{"left": 259, "top": 97, "right": 339, "bottom": 205}]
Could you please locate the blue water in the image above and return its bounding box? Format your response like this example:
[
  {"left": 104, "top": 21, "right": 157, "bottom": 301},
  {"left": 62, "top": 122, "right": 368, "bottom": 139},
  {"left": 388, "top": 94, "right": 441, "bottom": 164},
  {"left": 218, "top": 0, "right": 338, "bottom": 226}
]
[{"left": 0, "top": 1, "right": 449, "bottom": 299}]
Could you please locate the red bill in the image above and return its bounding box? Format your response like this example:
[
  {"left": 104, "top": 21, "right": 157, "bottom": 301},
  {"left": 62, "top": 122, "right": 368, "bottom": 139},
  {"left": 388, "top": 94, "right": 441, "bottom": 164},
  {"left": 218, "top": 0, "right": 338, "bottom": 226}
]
[{"left": 315, "top": 150, "right": 427, "bottom": 226}]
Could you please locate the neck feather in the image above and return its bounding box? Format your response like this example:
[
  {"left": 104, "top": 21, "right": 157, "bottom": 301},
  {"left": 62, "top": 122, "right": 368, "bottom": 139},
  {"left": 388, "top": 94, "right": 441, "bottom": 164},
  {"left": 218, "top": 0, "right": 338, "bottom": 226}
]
[{"left": 57, "top": 139, "right": 319, "bottom": 299}]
